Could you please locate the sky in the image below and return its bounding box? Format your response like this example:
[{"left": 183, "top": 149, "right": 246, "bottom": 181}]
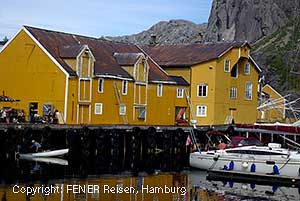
[{"left": 0, "top": 0, "right": 213, "bottom": 40}]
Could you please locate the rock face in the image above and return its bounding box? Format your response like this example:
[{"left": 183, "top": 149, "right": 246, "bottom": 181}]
[
  {"left": 106, "top": 0, "right": 300, "bottom": 97},
  {"left": 205, "top": 0, "right": 298, "bottom": 42},
  {"left": 107, "top": 20, "right": 207, "bottom": 45}
]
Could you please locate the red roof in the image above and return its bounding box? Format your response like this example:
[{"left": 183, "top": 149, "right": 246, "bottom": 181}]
[
  {"left": 25, "top": 26, "right": 174, "bottom": 82},
  {"left": 141, "top": 42, "right": 248, "bottom": 67}
]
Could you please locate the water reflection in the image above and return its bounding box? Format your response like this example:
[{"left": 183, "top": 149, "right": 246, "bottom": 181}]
[
  {"left": 0, "top": 172, "right": 188, "bottom": 201},
  {"left": 189, "top": 170, "right": 300, "bottom": 201},
  {"left": 0, "top": 159, "right": 300, "bottom": 200}
]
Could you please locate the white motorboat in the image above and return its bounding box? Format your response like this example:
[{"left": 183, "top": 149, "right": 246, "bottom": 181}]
[
  {"left": 190, "top": 143, "right": 300, "bottom": 177},
  {"left": 18, "top": 148, "right": 69, "bottom": 158}
]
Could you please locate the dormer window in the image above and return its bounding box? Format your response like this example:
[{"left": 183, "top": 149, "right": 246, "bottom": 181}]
[
  {"left": 224, "top": 59, "right": 230, "bottom": 72},
  {"left": 244, "top": 63, "right": 250, "bottom": 75}
]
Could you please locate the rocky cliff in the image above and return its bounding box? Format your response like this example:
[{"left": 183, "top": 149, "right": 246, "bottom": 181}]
[
  {"left": 205, "top": 0, "right": 298, "bottom": 42},
  {"left": 106, "top": 20, "right": 207, "bottom": 45},
  {"left": 107, "top": 0, "right": 300, "bottom": 97}
]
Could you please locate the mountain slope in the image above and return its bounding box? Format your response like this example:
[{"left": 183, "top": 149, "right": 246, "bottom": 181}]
[
  {"left": 252, "top": 17, "right": 300, "bottom": 92},
  {"left": 107, "top": 20, "right": 207, "bottom": 45}
]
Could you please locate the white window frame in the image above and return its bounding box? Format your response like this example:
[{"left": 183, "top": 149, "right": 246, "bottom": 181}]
[
  {"left": 197, "top": 84, "right": 208, "bottom": 97},
  {"left": 245, "top": 82, "right": 253, "bottom": 100},
  {"left": 230, "top": 87, "right": 237, "bottom": 99},
  {"left": 122, "top": 80, "right": 128, "bottom": 95},
  {"left": 196, "top": 105, "right": 207, "bottom": 117},
  {"left": 94, "top": 103, "right": 103, "bottom": 115},
  {"left": 119, "top": 104, "right": 126, "bottom": 116},
  {"left": 157, "top": 84, "right": 163, "bottom": 97},
  {"left": 177, "top": 88, "right": 184, "bottom": 98},
  {"left": 224, "top": 59, "right": 230, "bottom": 72},
  {"left": 98, "top": 78, "right": 104, "bottom": 93},
  {"left": 244, "top": 63, "right": 250, "bottom": 75}
]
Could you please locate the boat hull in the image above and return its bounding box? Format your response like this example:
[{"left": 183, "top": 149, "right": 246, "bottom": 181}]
[{"left": 190, "top": 152, "right": 300, "bottom": 177}]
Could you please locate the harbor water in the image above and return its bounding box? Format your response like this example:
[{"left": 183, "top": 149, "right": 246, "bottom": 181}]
[{"left": 1, "top": 159, "right": 300, "bottom": 200}]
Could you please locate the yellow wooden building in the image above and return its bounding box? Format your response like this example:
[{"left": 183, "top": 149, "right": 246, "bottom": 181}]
[
  {"left": 0, "top": 26, "right": 188, "bottom": 125},
  {"left": 0, "top": 26, "right": 261, "bottom": 126},
  {"left": 257, "top": 84, "right": 286, "bottom": 122},
  {"left": 143, "top": 42, "right": 261, "bottom": 125}
]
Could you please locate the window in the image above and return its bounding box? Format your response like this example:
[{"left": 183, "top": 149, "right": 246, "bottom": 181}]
[
  {"left": 122, "top": 80, "right": 128, "bottom": 95},
  {"left": 175, "top": 107, "right": 186, "bottom": 121},
  {"left": 119, "top": 104, "right": 126, "bottom": 115},
  {"left": 98, "top": 78, "right": 104, "bottom": 93},
  {"left": 244, "top": 63, "right": 250, "bottom": 75},
  {"left": 138, "top": 106, "right": 146, "bottom": 119},
  {"left": 245, "top": 82, "right": 253, "bottom": 100},
  {"left": 230, "top": 87, "right": 237, "bottom": 99},
  {"left": 197, "top": 84, "right": 208, "bottom": 97},
  {"left": 177, "top": 88, "right": 184, "bottom": 98},
  {"left": 224, "top": 59, "right": 230, "bottom": 72},
  {"left": 157, "top": 84, "right": 163, "bottom": 97},
  {"left": 196, "top": 105, "right": 207, "bottom": 117},
  {"left": 95, "top": 103, "right": 103, "bottom": 115},
  {"left": 231, "top": 64, "right": 238, "bottom": 78}
]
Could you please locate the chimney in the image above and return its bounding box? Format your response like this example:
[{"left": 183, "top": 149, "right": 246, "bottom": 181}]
[
  {"left": 149, "top": 34, "right": 157, "bottom": 46},
  {"left": 196, "top": 32, "right": 204, "bottom": 43}
]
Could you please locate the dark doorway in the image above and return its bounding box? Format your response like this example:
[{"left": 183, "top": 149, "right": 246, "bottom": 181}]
[
  {"left": 231, "top": 64, "right": 238, "bottom": 78},
  {"left": 29, "top": 102, "right": 38, "bottom": 123}
]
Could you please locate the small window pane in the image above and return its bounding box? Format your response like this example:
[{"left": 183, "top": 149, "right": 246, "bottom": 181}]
[
  {"left": 198, "top": 84, "right": 208, "bottom": 97},
  {"left": 177, "top": 88, "right": 184, "bottom": 98},
  {"left": 157, "top": 84, "right": 163, "bottom": 97},
  {"left": 98, "top": 79, "right": 104, "bottom": 93},
  {"left": 119, "top": 104, "right": 126, "bottom": 115},
  {"left": 244, "top": 63, "right": 250, "bottom": 75},
  {"left": 122, "top": 80, "right": 128, "bottom": 95},
  {"left": 196, "top": 105, "right": 207, "bottom": 117},
  {"left": 138, "top": 106, "right": 146, "bottom": 119},
  {"left": 95, "top": 103, "right": 103, "bottom": 115},
  {"left": 245, "top": 82, "right": 252, "bottom": 100},
  {"left": 230, "top": 87, "right": 237, "bottom": 99},
  {"left": 224, "top": 59, "right": 230, "bottom": 72}
]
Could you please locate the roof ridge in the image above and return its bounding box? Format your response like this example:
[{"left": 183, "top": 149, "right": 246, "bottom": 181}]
[
  {"left": 24, "top": 25, "right": 103, "bottom": 42},
  {"left": 24, "top": 25, "right": 142, "bottom": 46}
]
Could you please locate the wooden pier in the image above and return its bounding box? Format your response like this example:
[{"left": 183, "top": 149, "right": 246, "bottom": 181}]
[{"left": 1, "top": 123, "right": 224, "bottom": 176}]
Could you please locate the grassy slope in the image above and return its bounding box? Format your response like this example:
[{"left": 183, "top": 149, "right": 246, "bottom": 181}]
[{"left": 252, "top": 18, "right": 300, "bottom": 94}]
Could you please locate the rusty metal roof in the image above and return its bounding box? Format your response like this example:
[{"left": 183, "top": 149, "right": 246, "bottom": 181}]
[
  {"left": 141, "top": 42, "right": 248, "bottom": 67},
  {"left": 59, "top": 45, "right": 84, "bottom": 58},
  {"left": 25, "top": 26, "right": 175, "bottom": 82},
  {"left": 113, "top": 53, "right": 141, "bottom": 66}
]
